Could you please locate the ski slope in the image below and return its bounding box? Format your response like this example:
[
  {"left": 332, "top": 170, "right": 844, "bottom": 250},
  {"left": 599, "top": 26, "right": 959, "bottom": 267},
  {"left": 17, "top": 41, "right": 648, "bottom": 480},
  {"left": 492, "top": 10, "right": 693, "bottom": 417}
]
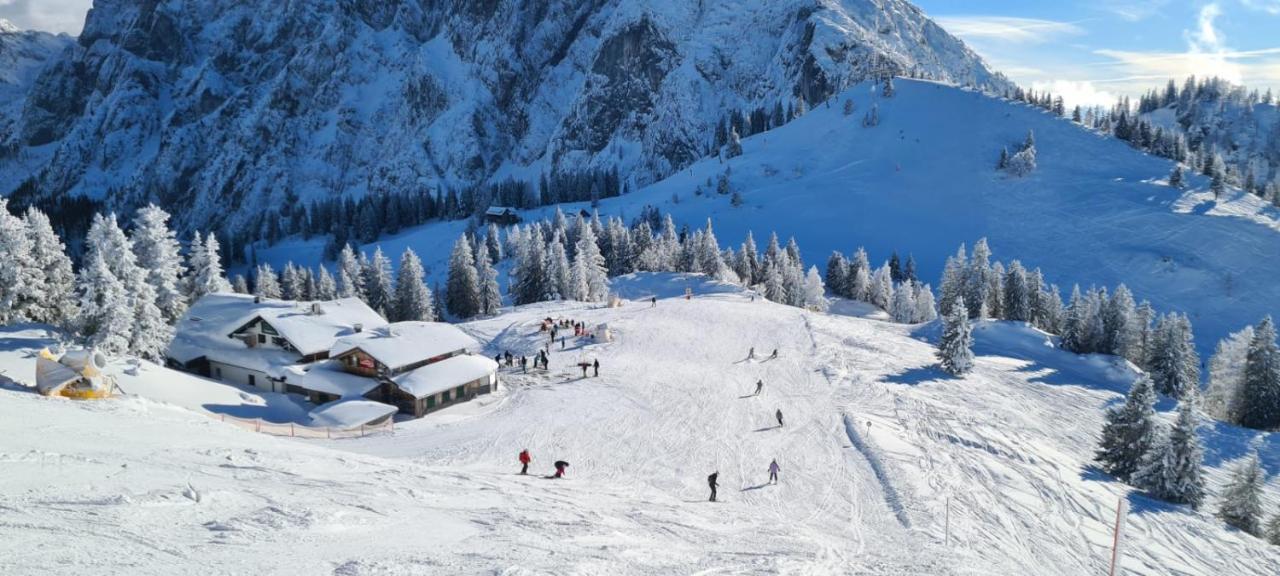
[
  {"left": 257, "top": 79, "right": 1280, "bottom": 356},
  {"left": 2, "top": 277, "right": 1276, "bottom": 574}
]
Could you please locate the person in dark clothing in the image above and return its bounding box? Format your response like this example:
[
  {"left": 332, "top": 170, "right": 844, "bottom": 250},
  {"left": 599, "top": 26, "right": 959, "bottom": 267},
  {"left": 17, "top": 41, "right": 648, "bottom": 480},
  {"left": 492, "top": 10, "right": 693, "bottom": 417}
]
[
  {"left": 554, "top": 460, "right": 569, "bottom": 478},
  {"left": 708, "top": 472, "right": 719, "bottom": 502},
  {"left": 776, "top": 409, "right": 784, "bottom": 428},
  {"left": 754, "top": 379, "right": 764, "bottom": 396},
  {"left": 580, "top": 363, "right": 588, "bottom": 378},
  {"left": 494, "top": 353, "right": 502, "bottom": 365},
  {"left": 770, "top": 349, "right": 778, "bottom": 359},
  {"left": 768, "top": 459, "right": 780, "bottom": 484},
  {"left": 520, "top": 356, "right": 527, "bottom": 373},
  {"left": 651, "top": 296, "right": 657, "bottom": 307},
  {"left": 561, "top": 336, "right": 566, "bottom": 349},
  {"left": 519, "top": 449, "right": 531, "bottom": 475},
  {"left": 593, "top": 359, "right": 599, "bottom": 377},
  {"left": 748, "top": 347, "right": 755, "bottom": 360}
]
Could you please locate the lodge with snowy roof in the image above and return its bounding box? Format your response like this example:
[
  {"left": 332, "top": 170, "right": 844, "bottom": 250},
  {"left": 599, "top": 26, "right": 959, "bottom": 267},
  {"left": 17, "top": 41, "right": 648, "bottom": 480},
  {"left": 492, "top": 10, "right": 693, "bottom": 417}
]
[{"left": 167, "top": 293, "right": 498, "bottom": 420}]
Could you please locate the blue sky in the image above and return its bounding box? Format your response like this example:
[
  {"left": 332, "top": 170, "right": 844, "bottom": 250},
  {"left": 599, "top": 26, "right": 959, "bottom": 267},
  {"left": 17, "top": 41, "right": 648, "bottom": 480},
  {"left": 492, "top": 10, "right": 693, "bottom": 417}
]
[
  {"left": 3, "top": 1, "right": 1278, "bottom": 108},
  {"left": 917, "top": 0, "right": 1280, "bottom": 106}
]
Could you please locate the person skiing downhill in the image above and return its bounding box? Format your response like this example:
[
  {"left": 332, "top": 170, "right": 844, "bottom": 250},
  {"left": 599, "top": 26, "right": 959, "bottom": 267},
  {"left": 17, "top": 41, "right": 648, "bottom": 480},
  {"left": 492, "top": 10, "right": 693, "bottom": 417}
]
[
  {"left": 554, "top": 460, "right": 569, "bottom": 478},
  {"left": 593, "top": 359, "right": 600, "bottom": 377},
  {"left": 708, "top": 472, "right": 719, "bottom": 502},
  {"left": 775, "top": 409, "right": 784, "bottom": 428},
  {"left": 519, "top": 449, "right": 531, "bottom": 475},
  {"left": 768, "top": 459, "right": 780, "bottom": 484},
  {"left": 754, "top": 379, "right": 764, "bottom": 396},
  {"left": 770, "top": 349, "right": 778, "bottom": 360},
  {"left": 748, "top": 347, "right": 756, "bottom": 360},
  {"left": 651, "top": 296, "right": 657, "bottom": 307}
]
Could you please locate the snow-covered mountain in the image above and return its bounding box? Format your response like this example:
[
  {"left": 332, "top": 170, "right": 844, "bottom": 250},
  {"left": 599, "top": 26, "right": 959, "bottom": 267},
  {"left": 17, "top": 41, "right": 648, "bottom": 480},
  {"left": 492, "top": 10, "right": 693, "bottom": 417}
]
[
  {"left": 0, "top": 0, "right": 1008, "bottom": 236},
  {"left": 0, "top": 20, "right": 72, "bottom": 152}
]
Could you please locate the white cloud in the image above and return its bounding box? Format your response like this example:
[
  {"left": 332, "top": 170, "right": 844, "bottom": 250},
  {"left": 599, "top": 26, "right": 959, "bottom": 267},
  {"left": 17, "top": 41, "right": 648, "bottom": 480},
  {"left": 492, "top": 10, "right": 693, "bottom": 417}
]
[
  {"left": 933, "top": 16, "right": 1086, "bottom": 45},
  {"left": 1240, "top": 0, "right": 1280, "bottom": 15},
  {"left": 0, "top": 0, "right": 90, "bottom": 35},
  {"left": 1031, "top": 79, "right": 1118, "bottom": 109},
  {"left": 1097, "top": 0, "right": 1172, "bottom": 22}
]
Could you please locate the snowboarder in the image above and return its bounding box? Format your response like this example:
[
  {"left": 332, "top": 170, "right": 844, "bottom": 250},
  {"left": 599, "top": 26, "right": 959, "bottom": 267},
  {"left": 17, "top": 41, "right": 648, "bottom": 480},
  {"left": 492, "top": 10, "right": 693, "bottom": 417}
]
[
  {"left": 768, "top": 459, "right": 780, "bottom": 484},
  {"left": 748, "top": 347, "right": 756, "bottom": 360},
  {"left": 593, "top": 359, "right": 600, "bottom": 377},
  {"left": 754, "top": 379, "right": 764, "bottom": 396},
  {"left": 708, "top": 471, "right": 719, "bottom": 502},
  {"left": 776, "top": 409, "right": 784, "bottom": 428},
  {"left": 519, "top": 449, "right": 531, "bottom": 475},
  {"left": 553, "top": 460, "right": 569, "bottom": 478}
]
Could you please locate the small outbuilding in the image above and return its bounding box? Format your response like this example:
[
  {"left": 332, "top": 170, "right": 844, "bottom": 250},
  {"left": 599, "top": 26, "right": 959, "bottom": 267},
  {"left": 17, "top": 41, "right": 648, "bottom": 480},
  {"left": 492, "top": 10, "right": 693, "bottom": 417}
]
[{"left": 484, "top": 206, "right": 520, "bottom": 225}]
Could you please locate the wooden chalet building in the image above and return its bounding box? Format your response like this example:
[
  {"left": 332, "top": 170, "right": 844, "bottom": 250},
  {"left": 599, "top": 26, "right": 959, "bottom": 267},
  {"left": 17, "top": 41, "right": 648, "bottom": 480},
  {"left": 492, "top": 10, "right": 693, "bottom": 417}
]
[{"left": 484, "top": 206, "right": 520, "bottom": 225}]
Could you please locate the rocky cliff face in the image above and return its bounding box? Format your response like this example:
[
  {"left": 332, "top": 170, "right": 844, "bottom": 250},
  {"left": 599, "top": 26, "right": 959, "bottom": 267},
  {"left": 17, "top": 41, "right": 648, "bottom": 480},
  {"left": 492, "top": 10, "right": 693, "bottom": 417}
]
[
  {"left": 0, "top": 0, "right": 1009, "bottom": 235},
  {"left": 0, "top": 20, "right": 72, "bottom": 155}
]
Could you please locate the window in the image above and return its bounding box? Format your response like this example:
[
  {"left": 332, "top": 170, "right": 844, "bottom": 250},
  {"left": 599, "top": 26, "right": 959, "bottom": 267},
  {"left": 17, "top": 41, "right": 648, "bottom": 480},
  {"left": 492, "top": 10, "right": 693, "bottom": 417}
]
[
  {"left": 258, "top": 334, "right": 266, "bottom": 344},
  {"left": 442, "top": 390, "right": 451, "bottom": 402},
  {"left": 426, "top": 396, "right": 435, "bottom": 409},
  {"left": 456, "top": 386, "right": 465, "bottom": 398},
  {"left": 272, "top": 337, "right": 286, "bottom": 347},
  {"left": 215, "top": 367, "right": 222, "bottom": 379},
  {"left": 248, "top": 375, "right": 256, "bottom": 387}
]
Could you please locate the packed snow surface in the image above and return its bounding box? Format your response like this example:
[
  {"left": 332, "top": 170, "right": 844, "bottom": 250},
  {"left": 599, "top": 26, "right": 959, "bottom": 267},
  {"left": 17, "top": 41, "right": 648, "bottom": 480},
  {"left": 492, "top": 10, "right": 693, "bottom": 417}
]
[{"left": 1, "top": 280, "right": 1277, "bottom": 574}]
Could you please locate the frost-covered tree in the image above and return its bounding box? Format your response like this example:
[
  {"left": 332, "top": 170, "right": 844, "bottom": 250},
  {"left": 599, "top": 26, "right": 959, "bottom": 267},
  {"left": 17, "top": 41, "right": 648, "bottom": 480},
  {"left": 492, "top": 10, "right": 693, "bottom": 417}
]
[
  {"left": 185, "top": 232, "right": 231, "bottom": 299},
  {"left": 0, "top": 198, "right": 37, "bottom": 324},
  {"left": 362, "top": 247, "right": 394, "bottom": 316},
  {"left": 514, "top": 228, "right": 550, "bottom": 305},
  {"left": 476, "top": 247, "right": 502, "bottom": 316},
  {"left": 1003, "top": 261, "right": 1030, "bottom": 322},
  {"left": 79, "top": 213, "right": 170, "bottom": 359},
  {"left": 965, "top": 239, "right": 992, "bottom": 319},
  {"left": 76, "top": 248, "right": 132, "bottom": 355},
  {"left": 986, "top": 261, "right": 1005, "bottom": 320},
  {"left": 22, "top": 207, "right": 76, "bottom": 326},
  {"left": 803, "top": 266, "right": 828, "bottom": 312},
  {"left": 314, "top": 266, "right": 337, "bottom": 301},
  {"left": 938, "top": 245, "right": 967, "bottom": 318},
  {"left": 725, "top": 127, "right": 743, "bottom": 158},
  {"left": 1149, "top": 313, "right": 1200, "bottom": 399},
  {"left": 1133, "top": 398, "right": 1205, "bottom": 508},
  {"left": 938, "top": 295, "right": 975, "bottom": 376},
  {"left": 1104, "top": 285, "right": 1139, "bottom": 362},
  {"left": 546, "top": 231, "right": 572, "bottom": 299},
  {"left": 1060, "top": 285, "right": 1087, "bottom": 352},
  {"left": 869, "top": 264, "right": 893, "bottom": 310},
  {"left": 280, "top": 262, "right": 304, "bottom": 301},
  {"left": 254, "top": 263, "right": 282, "bottom": 299},
  {"left": 1169, "top": 164, "right": 1184, "bottom": 188},
  {"left": 231, "top": 274, "right": 249, "bottom": 295},
  {"left": 337, "top": 244, "right": 363, "bottom": 299},
  {"left": 571, "top": 217, "right": 609, "bottom": 302},
  {"left": 914, "top": 283, "right": 938, "bottom": 323},
  {"left": 1205, "top": 325, "right": 1254, "bottom": 422},
  {"left": 393, "top": 248, "right": 434, "bottom": 322},
  {"left": 891, "top": 281, "right": 917, "bottom": 323},
  {"left": 485, "top": 223, "right": 503, "bottom": 263},
  {"left": 1268, "top": 514, "right": 1280, "bottom": 545},
  {"left": 1217, "top": 450, "right": 1266, "bottom": 536},
  {"left": 1238, "top": 316, "right": 1280, "bottom": 430},
  {"left": 1095, "top": 375, "right": 1159, "bottom": 481},
  {"left": 739, "top": 231, "right": 760, "bottom": 285},
  {"left": 446, "top": 236, "right": 481, "bottom": 317},
  {"left": 131, "top": 205, "right": 187, "bottom": 323},
  {"left": 826, "top": 252, "right": 848, "bottom": 296}
]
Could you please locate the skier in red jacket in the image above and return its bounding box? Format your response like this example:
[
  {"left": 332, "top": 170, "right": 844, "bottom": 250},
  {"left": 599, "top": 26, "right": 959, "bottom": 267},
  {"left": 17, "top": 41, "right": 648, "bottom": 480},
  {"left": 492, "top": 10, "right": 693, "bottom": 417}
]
[{"left": 519, "top": 449, "right": 531, "bottom": 475}]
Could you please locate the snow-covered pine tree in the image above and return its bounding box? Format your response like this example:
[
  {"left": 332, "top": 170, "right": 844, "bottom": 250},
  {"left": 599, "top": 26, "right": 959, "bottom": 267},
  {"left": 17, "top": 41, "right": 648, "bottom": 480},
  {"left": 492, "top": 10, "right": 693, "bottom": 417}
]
[
  {"left": 1133, "top": 397, "right": 1205, "bottom": 508},
  {"left": 280, "top": 262, "right": 302, "bottom": 301},
  {"left": 826, "top": 252, "right": 848, "bottom": 296},
  {"left": 131, "top": 204, "right": 187, "bottom": 323},
  {"left": 1149, "top": 313, "right": 1201, "bottom": 399},
  {"left": 186, "top": 232, "right": 231, "bottom": 300},
  {"left": 740, "top": 231, "right": 760, "bottom": 285},
  {"left": 938, "top": 295, "right": 975, "bottom": 376},
  {"left": 1081, "top": 286, "right": 1107, "bottom": 353},
  {"left": 869, "top": 264, "right": 893, "bottom": 310},
  {"left": 1003, "top": 260, "right": 1030, "bottom": 322},
  {"left": 1060, "top": 285, "right": 1087, "bottom": 352},
  {"left": 1238, "top": 316, "right": 1280, "bottom": 430},
  {"left": 393, "top": 248, "right": 434, "bottom": 322},
  {"left": 1269, "top": 514, "right": 1280, "bottom": 546},
  {"left": 485, "top": 223, "right": 503, "bottom": 263},
  {"left": 446, "top": 235, "right": 481, "bottom": 317},
  {"left": 803, "top": 266, "right": 828, "bottom": 312},
  {"left": 1040, "top": 284, "right": 1065, "bottom": 334},
  {"left": 476, "top": 247, "right": 502, "bottom": 315},
  {"left": 315, "top": 266, "right": 337, "bottom": 301},
  {"left": 571, "top": 217, "right": 609, "bottom": 302},
  {"left": 850, "top": 247, "right": 872, "bottom": 301},
  {"left": 1205, "top": 325, "right": 1254, "bottom": 422},
  {"left": 938, "top": 245, "right": 967, "bottom": 318},
  {"left": 890, "top": 281, "right": 916, "bottom": 323},
  {"left": 914, "top": 283, "right": 938, "bottom": 323},
  {"left": 76, "top": 248, "right": 133, "bottom": 354},
  {"left": 882, "top": 77, "right": 895, "bottom": 97},
  {"left": 782, "top": 255, "right": 807, "bottom": 308},
  {"left": 232, "top": 274, "right": 249, "bottom": 294},
  {"left": 337, "top": 244, "right": 363, "bottom": 299},
  {"left": 515, "top": 228, "right": 549, "bottom": 305},
  {"left": 301, "top": 267, "right": 316, "bottom": 301},
  {"left": 725, "top": 126, "right": 743, "bottom": 158},
  {"left": 546, "top": 231, "right": 572, "bottom": 299},
  {"left": 986, "top": 261, "right": 1005, "bottom": 320},
  {"left": 79, "top": 213, "right": 170, "bottom": 359},
  {"left": 0, "top": 198, "right": 37, "bottom": 324},
  {"left": 1095, "top": 375, "right": 1159, "bottom": 481},
  {"left": 1169, "top": 164, "right": 1184, "bottom": 188},
  {"left": 362, "top": 247, "right": 394, "bottom": 316},
  {"left": 763, "top": 260, "right": 786, "bottom": 303},
  {"left": 1217, "top": 449, "right": 1266, "bottom": 536},
  {"left": 254, "top": 264, "right": 282, "bottom": 299},
  {"left": 1103, "top": 284, "right": 1139, "bottom": 362},
  {"left": 965, "top": 239, "right": 992, "bottom": 319},
  {"left": 22, "top": 207, "right": 76, "bottom": 326}
]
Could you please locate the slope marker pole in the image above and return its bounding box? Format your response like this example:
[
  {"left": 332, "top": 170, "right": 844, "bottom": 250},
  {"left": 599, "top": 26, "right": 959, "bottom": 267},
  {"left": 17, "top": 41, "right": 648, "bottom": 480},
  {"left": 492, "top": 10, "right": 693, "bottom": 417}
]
[{"left": 1109, "top": 497, "right": 1129, "bottom": 576}]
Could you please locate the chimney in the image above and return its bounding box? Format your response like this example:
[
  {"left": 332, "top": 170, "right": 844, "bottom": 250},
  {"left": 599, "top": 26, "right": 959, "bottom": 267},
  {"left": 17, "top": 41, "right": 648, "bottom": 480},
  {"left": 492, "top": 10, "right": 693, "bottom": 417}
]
[{"left": 353, "top": 323, "right": 363, "bottom": 333}]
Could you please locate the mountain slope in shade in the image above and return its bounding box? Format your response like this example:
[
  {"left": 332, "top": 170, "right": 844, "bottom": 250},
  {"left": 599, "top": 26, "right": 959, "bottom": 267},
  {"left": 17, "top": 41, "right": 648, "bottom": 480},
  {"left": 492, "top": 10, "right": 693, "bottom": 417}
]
[
  {"left": 0, "top": 0, "right": 1008, "bottom": 236},
  {"left": 255, "top": 79, "right": 1280, "bottom": 355},
  {"left": 0, "top": 20, "right": 72, "bottom": 151}
]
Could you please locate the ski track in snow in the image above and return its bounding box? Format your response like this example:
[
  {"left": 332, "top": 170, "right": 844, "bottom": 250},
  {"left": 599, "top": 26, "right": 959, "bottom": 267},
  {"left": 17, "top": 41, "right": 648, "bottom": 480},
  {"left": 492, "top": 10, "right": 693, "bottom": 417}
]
[{"left": 1, "top": 282, "right": 1278, "bottom": 574}]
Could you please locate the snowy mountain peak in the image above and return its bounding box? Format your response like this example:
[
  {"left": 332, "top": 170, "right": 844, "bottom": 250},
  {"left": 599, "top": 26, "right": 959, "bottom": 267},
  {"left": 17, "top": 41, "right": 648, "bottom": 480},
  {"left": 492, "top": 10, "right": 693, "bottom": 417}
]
[
  {"left": 0, "top": 19, "right": 18, "bottom": 34},
  {"left": 0, "top": 0, "right": 1010, "bottom": 240}
]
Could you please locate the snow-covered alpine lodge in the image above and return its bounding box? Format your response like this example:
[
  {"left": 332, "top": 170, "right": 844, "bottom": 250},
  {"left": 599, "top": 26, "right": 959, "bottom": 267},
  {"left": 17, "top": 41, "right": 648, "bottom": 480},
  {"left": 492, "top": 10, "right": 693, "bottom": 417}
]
[{"left": 167, "top": 293, "right": 497, "bottom": 418}]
